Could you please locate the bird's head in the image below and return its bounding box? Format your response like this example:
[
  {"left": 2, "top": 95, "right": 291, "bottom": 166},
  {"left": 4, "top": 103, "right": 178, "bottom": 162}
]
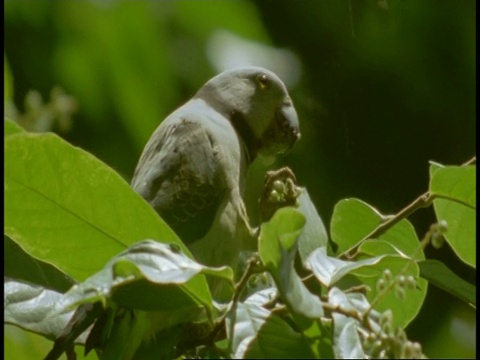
[{"left": 195, "top": 67, "right": 301, "bottom": 163}]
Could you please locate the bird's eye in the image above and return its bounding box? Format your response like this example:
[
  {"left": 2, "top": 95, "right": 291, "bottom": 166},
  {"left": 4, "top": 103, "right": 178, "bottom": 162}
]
[{"left": 257, "top": 74, "right": 269, "bottom": 89}]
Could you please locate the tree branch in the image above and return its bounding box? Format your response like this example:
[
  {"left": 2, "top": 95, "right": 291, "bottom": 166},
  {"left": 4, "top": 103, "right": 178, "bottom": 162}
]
[{"left": 342, "top": 156, "right": 475, "bottom": 259}]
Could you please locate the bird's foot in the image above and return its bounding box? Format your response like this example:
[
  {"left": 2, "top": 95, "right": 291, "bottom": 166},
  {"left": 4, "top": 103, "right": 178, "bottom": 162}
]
[{"left": 259, "top": 166, "right": 301, "bottom": 221}]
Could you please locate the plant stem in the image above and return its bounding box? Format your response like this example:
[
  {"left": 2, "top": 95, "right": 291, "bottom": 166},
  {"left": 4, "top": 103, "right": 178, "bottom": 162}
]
[{"left": 342, "top": 156, "right": 475, "bottom": 259}]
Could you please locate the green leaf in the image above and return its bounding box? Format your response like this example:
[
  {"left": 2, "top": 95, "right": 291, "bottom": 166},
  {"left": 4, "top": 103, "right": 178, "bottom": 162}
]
[
  {"left": 306, "top": 247, "right": 388, "bottom": 287},
  {"left": 350, "top": 256, "right": 427, "bottom": 329},
  {"left": 430, "top": 166, "right": 476, "bottom": 208},
  {"left": 60, "top": 240, "right": 221, "bottom": 313},
  {"left": 259, "top": 207, "right": 306, "bottom": 270},
  {"left": 243, "top": 287, "right": 278, "bottom": 308},
  {"left": 229, "top": 301, "right": 314, "bottom": 358},
  {"left": 302, "top": 318, "right": 335, "bottom": 358},
  {"left": 433, "top": 198, "right": 476, "bottom": 267},
  {"left": 98, "top": 308, "right": 148, "bottom": 360},
  {"left": 241, "top": 288, "right": 333, "bottom": 358},
  {"left": 331, "top": 198, "right": 424, "bottom": 260},
  {"left": 330, "top": 199, "right": 382, "bottom": 255},
  {"left": 428, "top": 161, "right": 444, "bottom": 177},
  {"left": 296, "top": 188, "right": 331, "bottom": 262},
  {"left": 47, "top": 240, "right": 224, "bottom": 359},
  {"left": 429, "top": 165, "right": 476, "bottom": 267},
  {"left": 6, "top": 133, "right": 190, "bottom": 272},
  {"left": 419, "top": 259, "right": 476, "bottom": 307},
  {"left": 328, "top": 288, "right": 368, "bottom": 358},
  {"left": 358, "top": 239, "right": 403, "bottom": 258},
  {"left": 4, "top": 118, "right": 25, "bottom": 136},
  {"left": 359, "top": 221, "right": 424, "bottom": 261},
  {"left": 258, "top": 208, "right": 324, "bottom": 319},
  {"left": 4, "top": 279, "right": 85, "bottom": 343},
  {"left": 5, "top": 235, "right": 75, "bottom": 293},
  {"left": 306, "top": 247, "right": 426, "bottom": 328}
]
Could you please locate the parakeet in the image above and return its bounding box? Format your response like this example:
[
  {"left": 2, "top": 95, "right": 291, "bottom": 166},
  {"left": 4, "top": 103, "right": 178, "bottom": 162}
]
[
  {"left": 131, "top": 66, "right": 300, "bottom": 293},
  {"left": 46, "top": 67, "right": 300, "bottom": 360}
]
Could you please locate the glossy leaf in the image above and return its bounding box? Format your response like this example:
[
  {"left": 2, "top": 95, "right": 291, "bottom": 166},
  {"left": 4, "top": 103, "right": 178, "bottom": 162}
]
[
  {"left": 306, "top": 246, "right": 388, "bottom": 287},
  {"left": 4, "top": 279, "right": 85, "bottom": 343},
  {"left": 59, "top": 240, "right": 225, "bottom": 313},
  {"left": 229, "top": 301, "right": 314, "bottom": 358},
  {"left": 329, "top": 288, "right": 368, "bottom": 359}
]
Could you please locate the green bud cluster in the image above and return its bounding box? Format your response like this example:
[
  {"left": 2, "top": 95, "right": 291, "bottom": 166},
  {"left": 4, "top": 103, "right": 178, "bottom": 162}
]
[
  {"left": 362, "top": 310, "right": 425, "bottom": 358},
  {"left": 430, "top": 220, "right": 448, "bottom": 249},
  {"left": 376, "top": 269, "right": 418, "bottom": 301}
]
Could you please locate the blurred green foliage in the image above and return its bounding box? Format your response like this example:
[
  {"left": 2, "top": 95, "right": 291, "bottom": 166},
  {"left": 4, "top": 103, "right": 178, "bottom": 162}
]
[{"left": 4, "top": 0, "right": 475, "bottom": 358}]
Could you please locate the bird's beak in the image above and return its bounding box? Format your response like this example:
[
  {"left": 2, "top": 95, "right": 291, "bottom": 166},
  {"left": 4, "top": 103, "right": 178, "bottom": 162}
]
[
  {"left": 258, "top": 100, "right": 301, "bottom": 161},
  {"left": 277, "top": 101, "right": 301, "bottom": 152}
]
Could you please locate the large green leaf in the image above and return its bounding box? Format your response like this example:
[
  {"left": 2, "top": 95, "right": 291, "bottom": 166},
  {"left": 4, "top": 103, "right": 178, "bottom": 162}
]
[
  {"left": 5, "top": 235, "right": 75, "bottom": 293},
  {"left": 429, "top": 165, "right": 476, "bottom": 267},
  {"left": 4, "top": 118, "right": 25, "bottom": 137},
  {"left": 4, "top": 132, "right": 210, "bottom": 304},
  {"left": 42, "top": 240, "right": 225, "bottom": 360}
]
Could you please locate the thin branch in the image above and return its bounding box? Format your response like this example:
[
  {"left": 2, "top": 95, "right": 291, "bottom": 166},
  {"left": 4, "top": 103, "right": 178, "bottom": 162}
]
[
  {"left": 342, "top": 192, "right": 432, "bottom": 259},
  {"left": 232, "top": 256, "right": 264, "bottom": 305},
  {"left": 341, "top": 156, "right": 475, "bottom": 259},
  {"left": 208, "top": 257, "right": 261, "bottom": 341},
  {"left": 322, "top": 302, "right": 365, "bottom": 325}
]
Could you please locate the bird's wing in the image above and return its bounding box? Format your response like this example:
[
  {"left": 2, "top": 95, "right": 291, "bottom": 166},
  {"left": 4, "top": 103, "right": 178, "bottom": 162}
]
[{"left": 131, "top": 117, "right": 226, "bottom": 244}]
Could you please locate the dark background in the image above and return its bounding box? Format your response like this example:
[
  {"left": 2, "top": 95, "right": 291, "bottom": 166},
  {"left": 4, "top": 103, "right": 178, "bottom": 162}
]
[{"left": 5, "top": 1, "right": 475, "bottom": 357}]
